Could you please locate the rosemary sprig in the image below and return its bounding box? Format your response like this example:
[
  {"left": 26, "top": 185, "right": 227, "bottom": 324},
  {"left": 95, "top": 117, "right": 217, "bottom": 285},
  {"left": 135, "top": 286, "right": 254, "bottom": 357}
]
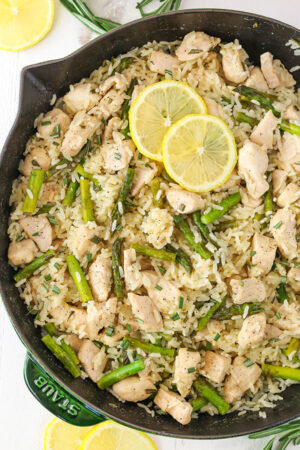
[
  {"left": 137, "top": 0, "right": 182, "bottom": 17},
  {"left": 249, "top": 419, "right": 300, "bottom": 450}
]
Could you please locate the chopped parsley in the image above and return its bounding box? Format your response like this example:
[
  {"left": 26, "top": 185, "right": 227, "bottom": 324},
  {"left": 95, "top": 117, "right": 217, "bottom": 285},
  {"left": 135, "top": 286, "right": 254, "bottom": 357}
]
[
  {"left": 273, "top": 220, "right": 282, "bottom": 229},
  {"left": 63, "top": 172, "right": 69, "bottom": 186},
  {"left": 54, "top": 263, "right": 60, "bottom": 270},
  {"left": 48, "top": 216, "right": 58, "bottom": 225},
  {"left": 158, "top": 265, "right": 166, "bottom": 275},
  {"left": 244, "top": 359, "right": 254, "bottom": 367},
  {"left": 90, "top": 235, "right": 101, "bottom": 244},
  {"left": 165, "top": 69, "right": 173, "bottom": 76},
  {"left": 171, "top": 312, "right": 180, "bottom": 321},
  {"left": 52, "top": 285, "right": 61, "bottom": 294},
  {"left": 43, "top": 282, "right": 50, "bottom": 292},
  {"left": 214, "top": 333, "right": 221, "bottom": 341},
  {"left": 276, "top": 312, "right": 281, "bottom": 319},
  {"left": 101, "top": 118, "right": 108, "bottom": 126},
  {"left": 44, "top": 274, "right": 51, "bottom": 281},
  {"left": 155, "top": 285, "right": 162, "bottom": 291},
  {"left": 250, "top": 251, "right": 256, "bottom": 257},
  {"left": 240, "top": 281, "right": 244, "bottom": 287},
  {"left": 114, "top": 152, "right": 121, "bottom": 160},
  {"left": 178, "top": 296, "right": 184, "bottom": 309},
  {"left": 32, "top": 232, "right": 39, "bottom": 236},
  {"left": 145, "top": 163, "right": 153, "bottom": 169},
  {"left": 86, "top": 253, "right": 92, "bottom": 262},
  {"left": 187, "top": 367, "right": 196, "bottom": 373},
  {"left": 106, "top": 326, "right": 115, "bottom": 337},
  {"left": 136, "top": 317, "right": 144, "bottom": 324},
  {"left": 41, "top": 121, "right": 51, "bottom": 126},
  {"left": 59, "top": 246, "right": 67, "bottom": 253},
  {"left": 16, "top": 235, "right": 25, "bottom": 242},
  {"left": 121, "top": 339, "right": 130, "bottom": 350},
  {"left": 205, "top": 341, "right": 212, "bottom": 350},
  {"left": 125, "top": 323, "right": 132, "bottom": 332}
]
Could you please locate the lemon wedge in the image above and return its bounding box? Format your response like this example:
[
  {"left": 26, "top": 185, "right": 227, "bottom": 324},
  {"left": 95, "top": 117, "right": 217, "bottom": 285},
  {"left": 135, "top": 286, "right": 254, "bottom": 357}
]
[
  {"left": 162, "top": 114, "right": 237, "bottom": 192},
  {"left": 129, "top": 80, "right": 207, "bottom": 161},
  {"left": 0, "top": 0, "right": 54, "bottom": 51},
  {"left": 44, "top": 417, "right": 95, "bottom": 450},
  {"left": 80, "top": 420, "right": 157, "bottom": 450}
]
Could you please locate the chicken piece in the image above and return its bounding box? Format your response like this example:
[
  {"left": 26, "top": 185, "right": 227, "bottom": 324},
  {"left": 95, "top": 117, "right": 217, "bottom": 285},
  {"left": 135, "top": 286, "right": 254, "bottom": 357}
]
[
  {"left": 203, "top": 351, "right": 231, "bottom": 384},
  {"left": 272, "top": 169, "right": 287, "bottom": 195},
  {"left": 195, "top": 319, "right": 225, "bottom": 342},
  {"left": 249, "top": 233, "right": 277, "bottom": 277},
  {"left": 98, "top": 89, "right": 125, "bottom": 120},
  {"left": 287, "top": 267, "right": 300, "bottom": 293},
  {"left": 131, "top": 164, "right": 158, "bottom": 196},
  {"left": 244, "top": 67, "right": 268, "bottom": 92},
  {"left": 221, "top": 47, "right": 249, "bottom": 84},
  {"left": 61, "top": 111, "right": 99, "bottom": 158},
  {"left": 23, "top": 147, "right": 51, "bottom": 177},
  {"left": 37, "top": 108, "right": 71, "bottom": 138},
  {"left": 273, "top": 301, "right": 300, "bottom": 337},
  {"left": 123, "top": 248, "right": 142, "bottom": 291},
  {"left": 88, "top": 253, "right": 112, "bottom": 302},
  {"left": 40, "top": 183, "right": 62, "bottom": 202},
  {"left": 223, "top": 356, "right": 261, "bottom": 403},
  {"left": 71, "top": 338, "right": 107, "bottom": 383},
  {"left": 64, "top": 83, "right": 100, "bottom": 114},
  {"left": 112, "top": 376, "right": 156, "bottom": 402},
  {"left": 99, "top": 74, "right": 128, "bottom": 95},
  {"left": 250, "top": 111, "right": 279, "bottom": 149},
  {"left": 8, "top": 239, "right": 38, "bottom": 266},
  {"left": 103, "top": 117, "right": 122, "bottom": 142},
  {"left": 283, "top": 105, "right": 300, "bottom": 122},
  {"left": 238, "top": 141, "right": 269, "bottom": 199},
  {"left": 128, "top": 293, "right": 163, "bottom": 331},
  {"left": 174, "top": 348, "right": 201, "bottom": 397},
  {"left": 149, "top": 50, "right": 179, "bottom": 74},
  {"left": 270, "top": 208, "right": 297, "bottom": 259},
  {"left": 230, "top": 278, "right": 266, "bottom": 304},
  {"left": 176, "top": 31, "right": 220, "bottom": 62},
  {"left": 260, "top": 52, "right": 296, "bottom": 89},
  {"left": 238, "top": 312, "right": 266, "bottom": 349},
  {"left": 68, "top": 224, "right": 100, "bottom": 259},
  {"left": 50, "top": 304, "right": 87, "bottom": 334},
  {"left": 166, "top": 187, "right": 205, "bottom": 214},
  {"left": 240, "top": 188, "right": 263, "bottom": 208},
  {"left": 19, "top": 216, "right": 52, "bottom": 252},
  {"left": 118, "top": 304, "right": 139, "bottom": 331},
  {"left": 279, "top": 134, "right": 300, "bottom": 168},
  {"left": 264, "top": 324, "right": 290, "bottom": 346},
  {"left": 203, "top": 97, "right": 223, "bottom": 118},
  {"left": 277, "top": 183, "right": 300, "bottom": 207},
  {"left": 86, "top": 298, "right": 117, "bottom": 340},
  {"left": 102, "top": 140, "right": 134, "bottom": 173},
  {"left": 154, "top": 387, "right": 192, "bottom": 425},
  {"left": 142, "top": 271, "right": 186, "bottom": 315}
]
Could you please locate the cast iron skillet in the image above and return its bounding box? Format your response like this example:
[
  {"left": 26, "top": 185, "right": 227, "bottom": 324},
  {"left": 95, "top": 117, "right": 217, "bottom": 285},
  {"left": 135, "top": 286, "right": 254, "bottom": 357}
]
[{"left": 0, "top": 9, "right": 300, "bottom": 439}]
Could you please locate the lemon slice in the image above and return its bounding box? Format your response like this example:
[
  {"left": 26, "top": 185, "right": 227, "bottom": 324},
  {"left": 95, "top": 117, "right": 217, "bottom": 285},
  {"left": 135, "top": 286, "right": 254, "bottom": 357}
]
[
  {"left": 129, "top": 80, "right": 207, "bottom": 161},
  {"left": 80, "top": 420, "right": 157, "bottom": 450},
  {"left": 163, "top": 114, "right": 237, "bottom": 192},
  {"left": 0, "top": 0, "right": 54, "bottom": 51},
  {"left": 44, "top": 417, "right": 95, "bottom": 450}
]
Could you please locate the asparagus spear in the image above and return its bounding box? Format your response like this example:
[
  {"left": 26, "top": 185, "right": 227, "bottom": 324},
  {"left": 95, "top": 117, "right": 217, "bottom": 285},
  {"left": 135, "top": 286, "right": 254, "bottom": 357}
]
[
  {"left": 193, "top": 211, "right": 218, "bottom": 247},
  {"left": 190, "top": 396, "right": 209, "bottom": 412},
  {"left": 126, "top": 336, "right": 175, "bottom": 357},
  {"left": 112, "top": 57, "right": 134, "bottom": 76},
  {"left": 14, "top": 250, "right": 55, "bottom": 282},
  {"left": 130, "top": 243, "right": 176, "bottom": 262},
  {"left": 66, "top": 254, "right": 93, "bottom": 302},
  {"left": 234, "top": 86, "right": 280, "bottom": 118},
  {"left": 212, "top": 302, "right": 264, "bottom": 321},
  {"left": 164, "top": 243, "right": 192, "bottom": 274},
  {"left": 198, "top": 297, "right": 226, "bottom": 330},
  {"left": 44, "top": 323, "right": 60, "bottom": 336},
  {"left": 111, "top": 168, "right": 135, "bottom": 233},
  {"left": 283, "top": 338, "right": 300, "bottom": 359},
  {"left": 76, "top": 164, "right": 102, "bottom": 190},
  {"left": 112, "top": 238, "right": 124, "bottom": 298},
  {"left": 80, "top": 179, "right": 95, "bottom": 223},
  {"left": 214, "top": 219, "right": 239, "bottom": 232},
  {"left": 36, "top": 202, "right": 56, "bottom": 215},
  {"left": 151, "top": 177, "right": 164, "bottom": 208},
  {"left": 42, "top": 334, "right": 81, "bottom": 378},
  {"left": 235, "top": 112, "right": 259, "bottom": 128},
  {"left": 121, "top": 78, "right": 138, "bottom": 139},
  {"left": 174, "top": 216, "right": 212, "bottom": 260},
  {"left": 62, "top": 181, "right": 79, "bottom": 207},
  {"left": 262, "top": 363, "right": 300, "bottom": 381},
  {"left": 97, "top": 359, "right": 145, "bottom": 389},
  {"left": 60, "top": 339, "right": 80, "bottom": 365},
  {"left": 201, "top": 192, "right": 241, "bottom": 225},
  {"left": 264, "top": 183, "right": 273, "bottom": 216},
  {"left": 22, "top": 169, "right": 45, "bottom": 213},
  {"left": 194, "top": 379, "right": 230, "bottom": 415}
]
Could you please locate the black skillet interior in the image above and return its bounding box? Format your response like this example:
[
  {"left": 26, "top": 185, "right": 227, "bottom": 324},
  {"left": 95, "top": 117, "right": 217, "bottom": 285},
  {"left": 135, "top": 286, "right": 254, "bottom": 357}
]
[{"left": 0, "top": 9, "right": 299, "bottom": 439}]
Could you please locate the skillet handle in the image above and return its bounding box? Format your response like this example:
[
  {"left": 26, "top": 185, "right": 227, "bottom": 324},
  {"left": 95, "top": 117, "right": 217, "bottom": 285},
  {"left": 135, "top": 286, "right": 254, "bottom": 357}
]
[{"left": 23, "top": 353, "right": 106, "bottom": 426}]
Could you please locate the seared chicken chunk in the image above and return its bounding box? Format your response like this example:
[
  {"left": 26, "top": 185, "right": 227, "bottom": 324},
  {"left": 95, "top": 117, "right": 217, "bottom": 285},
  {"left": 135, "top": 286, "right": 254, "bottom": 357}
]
[
  {"left": 64, "top": 83, "right": 100, "bottom": 114},
  {"left": 223, "top": 356, "right": 261, "bottom": 403},
  {"left": 86, "top": 298, "right": 117, "bottom": 339},
  {"left": 20, "top": 216, "right": 52, "bottom": 252},
  {"left": 99, "top": 74, "right": 128, "bottom": 95},
  {"left": 270, "top": 209, "right": 297, "bottom": 259},
  {"left": 279, "top": 133, "right": 300, "bottom": 168},
  {"left": 230, "top": 278, "right": 266, "bottom": 304},
  {"left": 272, "top": 169, "right": 287, "bottom": 195},
  {"left": 260, "top": 52, "right": 296, "bottom": 89},
  {"left": 264, "top": 324, "right": 290, "bottom": 346},
  {"left": 131, "top": 164, "right": 158, "bottom": 196},
  {"left": 283, "top": 105, "right": 300, "bottom": 122},
  {"left": 37, "top": 108, "right": 71, "bottom": 138},
  {"left": 195, "top": 319, "right": 225, "bottom": 342},
  {"left": 245, "top": 67, "right": 268, "bottom": 92},
  {"left": 221, "top": 47, "right": 249, "bottom": 84},
  {"left": 240, "top": 188, "right": 262, "bottom": 208},
  {"left": 203, "top": 97, "right": 223, "bottom": 118},
  {"left": 128, "top": 293, "right": 163, "bottom": 331},
  {"left": 23, "top": 147, "right": 51, "bottom": 177},
  {"left": 203, "top": 351, "right": 231, "bottom": 384},
  {"left": 98, "top": 89, "right": 125, "bottom": 120},
  {"left": 238, "top": 141, "right": 269, "bottom": 199},
  {"left": 149, "top": 50, "right": 179, "bottom": 74},
  {"left": 102, "top": 140, "right": 134, "bottom": 173},
  {"left": 8, "top": 239, "right": 38, "bottom": 266},
  {"left": 68, "top": 224, "right": 100, "bottom": 259},
  {"left": 176, "top": 31, "right": 220, "bottom": 61},
  {"left": 123, "top": 248, "right": 142, "bottom": 291},
  {"left": 249, "top": 233, "right": 277, "bottom": 277},
  {"left": 273, "top": 301, "right": 300, "bottom": 337},
  {"left": 250, "top": 111, "right": 278, "bottom": 149},
  {"left": 113, "top": 376, "right": 156, "bottom": 402},
  {"left": 238, "top": 312, "right": 266, "bottom": 349},
  {"left": 166, "top": 187, "right": 205, "bottom": 214},
  {"left": 118, "top": 304, "right": 139, "bottom": 331},
  {"left": 69, "top": 336, "right": 107, "bottom": 382},
  {"left": 277, "top": 183, "right": 300, "bottom": 207},
  {"left": 61, "top": 111, "right": 99, "bottom": 158},
  {"left": 40, "top": 183, "right": 62, "bottom": 203},
  {"left": 154, "top": 387, "right": 193, "bottom": 425},
  {"left": 88, "top": 253, "right": 112, "bottom": 302},
  {"left": 174, "top": 348, "right": 200, "bottom": 397},
  {"left": 287, "top": 268, "right": 300, "bottom": 293}
]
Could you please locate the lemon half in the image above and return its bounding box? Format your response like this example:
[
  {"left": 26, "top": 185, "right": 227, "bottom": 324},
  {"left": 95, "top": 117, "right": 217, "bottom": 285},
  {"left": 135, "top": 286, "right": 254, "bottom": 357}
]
[
  {"left": 129, "top": 80, "right": 207, "bottom": 161},
  {"left": 162, "top": 114, "right": 237, "bottom": 192},
  {"left": 44, "top": 417, "right": 95, "bottom": 450}
]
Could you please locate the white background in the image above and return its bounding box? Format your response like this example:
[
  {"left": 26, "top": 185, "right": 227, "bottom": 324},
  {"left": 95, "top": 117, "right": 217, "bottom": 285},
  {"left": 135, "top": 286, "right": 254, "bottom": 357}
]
[{"left": 0, "top": 1, "right": 299, "bottom": 449}]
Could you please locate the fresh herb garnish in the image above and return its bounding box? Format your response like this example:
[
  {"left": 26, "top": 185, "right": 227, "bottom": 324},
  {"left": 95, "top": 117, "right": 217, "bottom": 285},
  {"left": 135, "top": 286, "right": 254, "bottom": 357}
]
[
  {"left": 171, "top": 312, "right": 180, "bottom": 321},
  {"left": 106, "top": 326, "right": 115, "bottom": 337},
  {"left": 178, "top": 296, "right": 184, "bottom": 309},
  {"left": 244, "top": 359, "right": 254, "bottom": 367}
]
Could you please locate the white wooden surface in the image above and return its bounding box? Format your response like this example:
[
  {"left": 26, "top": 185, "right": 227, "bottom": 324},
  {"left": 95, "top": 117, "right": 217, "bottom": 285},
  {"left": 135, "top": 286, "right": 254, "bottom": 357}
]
[{"left": 0, "top": 1, "right": 299, "bottom": 449}]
